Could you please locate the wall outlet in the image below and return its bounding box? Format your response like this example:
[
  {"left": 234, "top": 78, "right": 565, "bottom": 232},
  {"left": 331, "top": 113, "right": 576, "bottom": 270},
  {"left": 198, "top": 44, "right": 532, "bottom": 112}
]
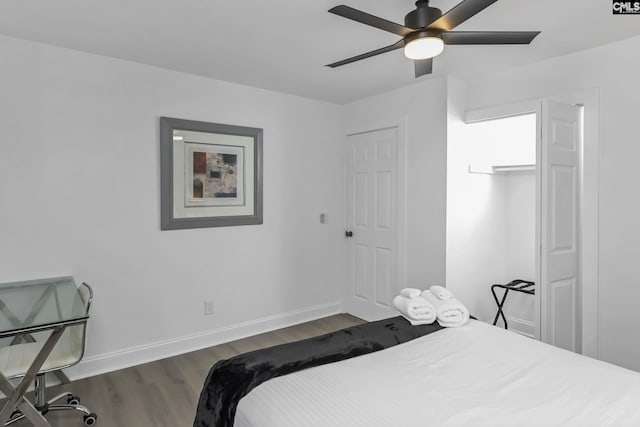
[{"left": 204, "top": 301, "right": 215, "bottom": 315}]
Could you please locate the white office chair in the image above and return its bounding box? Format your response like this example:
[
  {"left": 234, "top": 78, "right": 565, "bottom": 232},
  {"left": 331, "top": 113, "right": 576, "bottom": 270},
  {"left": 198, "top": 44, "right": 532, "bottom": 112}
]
[{"left": 0, "top": 282, "right": 97, "bottom": 426}]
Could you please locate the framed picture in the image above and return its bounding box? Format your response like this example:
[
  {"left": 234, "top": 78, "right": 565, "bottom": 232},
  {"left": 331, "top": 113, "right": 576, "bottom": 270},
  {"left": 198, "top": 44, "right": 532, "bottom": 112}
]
[{"left": 160, "top": 117, "right": 263, "bottom": 230}]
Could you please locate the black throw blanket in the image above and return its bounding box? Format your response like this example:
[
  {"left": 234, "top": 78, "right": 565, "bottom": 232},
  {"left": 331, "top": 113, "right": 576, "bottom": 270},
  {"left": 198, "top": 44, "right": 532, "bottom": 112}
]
[{"left": 193, "top": 316, "right": 445, "bottom": 427}]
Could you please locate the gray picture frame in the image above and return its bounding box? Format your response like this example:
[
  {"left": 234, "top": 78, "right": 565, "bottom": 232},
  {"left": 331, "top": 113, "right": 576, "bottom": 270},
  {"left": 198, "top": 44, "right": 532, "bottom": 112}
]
[{"left": 160, "top": 117, "right": 263, "bottom": 230}]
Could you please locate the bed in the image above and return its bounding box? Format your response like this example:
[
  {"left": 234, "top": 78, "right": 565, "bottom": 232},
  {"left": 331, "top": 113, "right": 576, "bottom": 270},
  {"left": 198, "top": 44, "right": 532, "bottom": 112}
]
[{"left": 194, "top": 317, "right": 640, "bottom": 427}]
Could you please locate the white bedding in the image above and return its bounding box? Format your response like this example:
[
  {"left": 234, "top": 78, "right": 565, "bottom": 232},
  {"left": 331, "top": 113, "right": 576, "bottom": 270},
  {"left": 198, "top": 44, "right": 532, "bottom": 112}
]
[{"left": 234, "top": 320, "right": 640, "bottom": 426}]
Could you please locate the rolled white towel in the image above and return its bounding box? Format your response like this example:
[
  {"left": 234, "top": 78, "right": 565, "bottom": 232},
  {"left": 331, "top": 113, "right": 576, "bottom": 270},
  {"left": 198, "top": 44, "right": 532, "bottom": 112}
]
[
  {"left": 429, "top": 285, "right": 452, "bottom": 300},
  {"left": 400, "top": 288, "right": 421, "bottom": 299},
  {"left": 422, "top": 291, "right": 470, "bottom": 327},
  {"left": 393, "top": 295, "right": 436, "bottom": 325}
]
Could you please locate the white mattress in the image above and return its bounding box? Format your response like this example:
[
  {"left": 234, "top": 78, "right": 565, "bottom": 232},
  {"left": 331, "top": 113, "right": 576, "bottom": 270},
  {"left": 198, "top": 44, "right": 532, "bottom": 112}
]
[{"left": 234, "top": 320, "right": 640, "bottom": 427}]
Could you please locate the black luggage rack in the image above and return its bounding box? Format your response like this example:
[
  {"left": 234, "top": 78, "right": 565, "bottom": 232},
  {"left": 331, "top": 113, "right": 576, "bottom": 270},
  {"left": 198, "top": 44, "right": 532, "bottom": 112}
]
[{"left": 491, "top": 279, "right": 535, "bottom": 329}]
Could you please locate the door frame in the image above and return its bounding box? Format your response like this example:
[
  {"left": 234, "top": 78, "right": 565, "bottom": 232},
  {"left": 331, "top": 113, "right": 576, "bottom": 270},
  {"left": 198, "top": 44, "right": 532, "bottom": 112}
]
[
  {"left": 464, "top": 88, "right": 600, "bottom": 358},
  {"left": 344, "top": 118, "right": 408, "bottom": 315}
]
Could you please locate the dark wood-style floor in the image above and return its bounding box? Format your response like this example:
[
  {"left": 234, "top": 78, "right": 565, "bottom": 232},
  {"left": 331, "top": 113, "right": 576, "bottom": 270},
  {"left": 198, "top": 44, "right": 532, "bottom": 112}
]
[{"left": 9, "top": 314, "right": 363, "bottom": 427}]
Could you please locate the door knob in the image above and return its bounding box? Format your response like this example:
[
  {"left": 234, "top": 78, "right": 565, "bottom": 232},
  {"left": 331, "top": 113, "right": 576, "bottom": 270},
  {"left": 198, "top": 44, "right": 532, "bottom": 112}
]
[{"left": 345, "top": 230, "right": 353, "bottom": 237}]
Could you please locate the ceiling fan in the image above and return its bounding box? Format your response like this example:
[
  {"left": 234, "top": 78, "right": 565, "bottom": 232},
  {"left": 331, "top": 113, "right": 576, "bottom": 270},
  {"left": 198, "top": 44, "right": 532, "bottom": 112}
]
[{"left": 326, "top": 0, "right": 541, "bottom": 78}]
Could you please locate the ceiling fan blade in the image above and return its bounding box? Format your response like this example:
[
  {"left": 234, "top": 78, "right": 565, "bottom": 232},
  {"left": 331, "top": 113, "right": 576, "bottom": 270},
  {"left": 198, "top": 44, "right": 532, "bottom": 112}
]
[
  {"left": 329, "top": 5, "right": 413, "bottom": 36},
  {"left": 414, "top": 58, "right": 433, "bottom": 78},
  {"left": 442, "top": 31, "right": 541, "bottom": 45},
  {"left": 427, "top": 0, "right": 498, "bottom": 31},
  {"left": 326, "top": 40, "right": 404, "bottom": 68}
]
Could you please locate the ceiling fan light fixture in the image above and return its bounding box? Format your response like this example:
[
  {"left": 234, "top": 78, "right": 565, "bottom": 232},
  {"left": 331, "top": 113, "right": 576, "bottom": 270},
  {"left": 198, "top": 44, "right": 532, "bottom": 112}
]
[{"left": 404, "top": 36, "right": 444, "bottom": 60}]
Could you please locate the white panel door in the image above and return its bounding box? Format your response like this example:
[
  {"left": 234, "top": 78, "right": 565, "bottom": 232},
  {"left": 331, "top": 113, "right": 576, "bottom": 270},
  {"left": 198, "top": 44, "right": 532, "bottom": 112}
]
[
  {"left": 540, "top": 100, "right": 582, "bottom": 352},
  {"left": 346, "top": 128, "right": 398, "bottom": 320}
]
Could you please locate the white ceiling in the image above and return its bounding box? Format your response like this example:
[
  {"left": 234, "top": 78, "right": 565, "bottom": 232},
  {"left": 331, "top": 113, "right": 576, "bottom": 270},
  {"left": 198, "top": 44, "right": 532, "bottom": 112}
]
[{"left": 0, "top": 0, "right": 638, "bottom": 104}]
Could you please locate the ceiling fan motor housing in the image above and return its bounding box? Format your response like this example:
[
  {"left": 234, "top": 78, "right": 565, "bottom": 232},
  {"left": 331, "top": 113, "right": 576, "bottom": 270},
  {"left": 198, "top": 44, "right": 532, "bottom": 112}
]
[{"left": 404, "top": 0, "right": 442, "bottom": 29}]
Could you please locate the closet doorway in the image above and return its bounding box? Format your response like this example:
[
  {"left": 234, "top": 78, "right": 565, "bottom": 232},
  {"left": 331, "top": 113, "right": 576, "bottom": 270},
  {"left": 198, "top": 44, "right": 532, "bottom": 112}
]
[
  {"left": 447, "top": 113, "right": 537, "bottom": 337},
  {"left": 446, "top": 101, "right": 584, "bottom": 353}
]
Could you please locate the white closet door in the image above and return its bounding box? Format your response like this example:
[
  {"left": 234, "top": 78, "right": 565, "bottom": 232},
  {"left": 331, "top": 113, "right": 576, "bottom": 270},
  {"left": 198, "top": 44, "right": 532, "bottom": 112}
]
[
  {"left": 540, "top": 100, "right": 582, "bottom": 352},
  {"left": 345, "top": 128, "right": 399, "bottom": 321}
]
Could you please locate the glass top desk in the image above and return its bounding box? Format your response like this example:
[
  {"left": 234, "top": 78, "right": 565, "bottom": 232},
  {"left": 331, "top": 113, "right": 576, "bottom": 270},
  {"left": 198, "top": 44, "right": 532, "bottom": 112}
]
[{"left": 0, "top": 276, "right": 90, "bottom": 427}]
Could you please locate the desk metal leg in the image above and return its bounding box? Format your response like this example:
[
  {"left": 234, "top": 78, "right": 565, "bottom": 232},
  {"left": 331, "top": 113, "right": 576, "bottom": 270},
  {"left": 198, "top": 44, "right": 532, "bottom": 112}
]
[
  {"left": 10, "top": 399, "right": 48, "bottom": 427},
  {"left": 0, "top": 326, "right": 65, "bottom": 426}
]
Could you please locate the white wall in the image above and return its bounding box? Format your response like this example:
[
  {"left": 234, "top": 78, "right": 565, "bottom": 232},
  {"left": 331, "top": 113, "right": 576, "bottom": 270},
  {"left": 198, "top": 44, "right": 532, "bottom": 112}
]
[
  {"left": 0, "top": 35, "right": 346, "bottom": 377},
  {"left": 344, "top": 77, "right": 448, "bottom": 290},
  {"left": 504, "top": 172, "right": 536, "bottom": 332},
  {"left": 446, "top": 76, "right": 507, "bottom": 320},
  {"left": 466, "top": 35, "right": 640, "bottom": 370},
  {"left": 505, "top": 174, "right": 536, "bottom": 282}
]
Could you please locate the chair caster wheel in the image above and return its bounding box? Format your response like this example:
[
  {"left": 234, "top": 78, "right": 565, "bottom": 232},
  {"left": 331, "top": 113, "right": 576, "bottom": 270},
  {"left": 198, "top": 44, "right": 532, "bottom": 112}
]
[
  {"left": 84, "top": 413, "right": 98, "bottom": 425},
  {"left": 67, "top": 395, "right": 81, "bottom": 405}
]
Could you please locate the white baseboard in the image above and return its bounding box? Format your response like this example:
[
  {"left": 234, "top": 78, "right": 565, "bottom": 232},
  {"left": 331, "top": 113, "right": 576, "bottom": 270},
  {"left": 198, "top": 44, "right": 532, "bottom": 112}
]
[
  {"left": 67, "top": 301, "right": 343, "bottom": 380},
  {"left": 505, "top": 315, "right": 535, "bottom": 338}
]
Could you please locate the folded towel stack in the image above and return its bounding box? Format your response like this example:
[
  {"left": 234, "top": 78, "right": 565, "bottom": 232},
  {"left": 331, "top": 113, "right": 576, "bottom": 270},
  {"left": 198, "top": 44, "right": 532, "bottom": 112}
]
[
  {"left": 393, "top": 288, "right": 436, "bottom": 325},
  {"left": 429, "top": 285, "right": 452, "bottom": 300},
  {"left": 393, "top": 285, "right": 470, "bottom": 328},
  {"left": 400, "top": 288, "right": 421, "bottom": 299},
  {"left": 422, "top": 285, "right": 470, "bottom": 328}
]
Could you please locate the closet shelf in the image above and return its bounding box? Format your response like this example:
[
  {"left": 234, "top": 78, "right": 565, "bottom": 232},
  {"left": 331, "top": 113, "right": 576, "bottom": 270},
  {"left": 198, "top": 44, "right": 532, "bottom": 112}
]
[{"left": 468, "top": 164, "right": 536, "bottom": 175}]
